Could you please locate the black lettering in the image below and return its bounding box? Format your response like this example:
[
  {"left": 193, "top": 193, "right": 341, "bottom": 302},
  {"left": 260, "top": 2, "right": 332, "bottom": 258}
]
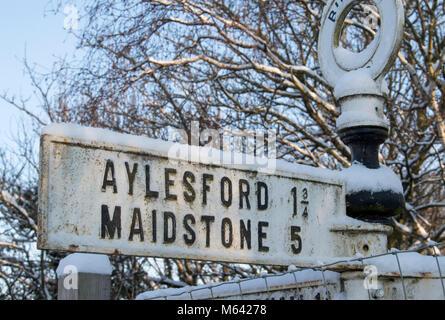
[
  {"left": 257, "top": 182, "right": 268, "bottom": 210},
  {"left": 202, "top": 174, "right": 213, "bottom": 205},
  {"left": 101, "top": 205, "right": 121, "bottom": 239},
  {"left": 163, "top": 211, "right": 176, "bottom": 244},
  {"left": 129, "top": 208, "right": 144, "bottom": 241},
  {"left": 183, "top": 214, "right": 196, "bottom": 245},
  {"left": 145, "top": 165, "right": 159, "bottom": 198},
  {"left": 220, "top": 177, "right": 232, "bottom": 207},
  {"left": 221, "top": 218, "right": 233, "bottom": 248},
  {"left": 303, "top": 206, "right": 309, "bottom": 218},
  {"left": 258, "top": 221, "right": 269, "bottom": 252},
  {"left": 291, "top": 187, "right": 297, "bottom": 217},
  {"left": 291, "top": 226, "right": 302, "bottom": 254},
  {"left": 152, "top": 210, "right": 157, "bottom": 243},
  {"left": 303, "top": 188, "right": 308, "bottom": 200},
  {"left": 183, "top": 171, "right": 196, "bottom": 202},
  {"left": 101, "top": 160, "right": 117, "bottom": 193},
  {"left": 125, "top": 162, "right": 138, "bottom": 195},
  {"left": 328, "top": 10, "right": 337, "bottom": 22},
  {"left": 201, "top": 215, "right": 215, "bottom": 247},
  {"left": 240, "top": 219, "right": 251, "bottom": 250},
  {"left": 239, "top": 179, "right": 251, "bottom": 209},
  {"left": 165, "top": 168, "right": 177, "bottom": 200}
]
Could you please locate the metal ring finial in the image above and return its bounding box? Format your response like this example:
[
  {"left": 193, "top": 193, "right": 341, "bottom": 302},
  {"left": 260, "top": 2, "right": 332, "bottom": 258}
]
[{"left": 318, "top": 0, "right": 405, "bottom": 88}]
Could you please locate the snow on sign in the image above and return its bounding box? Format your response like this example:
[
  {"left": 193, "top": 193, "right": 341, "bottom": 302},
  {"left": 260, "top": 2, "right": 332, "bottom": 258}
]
[{"left": 38, "top": 124, "right": 356, "bottom": 266}]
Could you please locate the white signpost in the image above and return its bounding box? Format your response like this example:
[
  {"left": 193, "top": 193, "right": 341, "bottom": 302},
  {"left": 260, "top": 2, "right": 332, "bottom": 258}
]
[
  {"left": 38, "top": 124, "right": 388, "bottom": 267},
  {"left": 41, "top": 0, "right": 412, "bottom": 300}
]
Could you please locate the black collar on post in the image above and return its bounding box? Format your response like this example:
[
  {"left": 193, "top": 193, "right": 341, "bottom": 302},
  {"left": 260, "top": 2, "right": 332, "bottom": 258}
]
[{"left": 339, "top": 125, "right": 405, "bottom": 223}]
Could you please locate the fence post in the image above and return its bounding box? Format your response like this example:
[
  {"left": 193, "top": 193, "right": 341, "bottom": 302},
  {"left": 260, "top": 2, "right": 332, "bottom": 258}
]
[{"left": 57, "top": 253, "right": 112, "bottom": 300}]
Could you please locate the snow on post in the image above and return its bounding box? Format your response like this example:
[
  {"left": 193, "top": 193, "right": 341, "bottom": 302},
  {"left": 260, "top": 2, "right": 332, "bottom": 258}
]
[{"left": 57, "top": 253, "right": 112, "bottom": 300}]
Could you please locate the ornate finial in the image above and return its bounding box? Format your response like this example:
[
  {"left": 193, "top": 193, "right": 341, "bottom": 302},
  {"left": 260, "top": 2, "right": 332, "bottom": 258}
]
[
  {"left": 319, "top": 0, "right": 404, "bottom": 88},
  {"left": 318, "top": 0, "right": 405, "bottom": 222}
]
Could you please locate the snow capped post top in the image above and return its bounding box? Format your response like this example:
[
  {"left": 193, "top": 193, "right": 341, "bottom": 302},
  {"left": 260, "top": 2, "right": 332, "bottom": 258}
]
[{"left": 318, "top": 0, "right": 406, "bottom": 222}]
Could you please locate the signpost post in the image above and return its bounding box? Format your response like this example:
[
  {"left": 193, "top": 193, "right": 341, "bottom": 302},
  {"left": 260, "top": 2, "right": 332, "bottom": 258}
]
[{"left": 318, "top": 0, "right": 405, "bottom": 221}]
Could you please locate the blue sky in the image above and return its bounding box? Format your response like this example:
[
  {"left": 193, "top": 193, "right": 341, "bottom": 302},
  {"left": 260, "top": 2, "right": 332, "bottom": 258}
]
[{"left": 0, "top": 1, "right": 77, "bottom": 146}]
